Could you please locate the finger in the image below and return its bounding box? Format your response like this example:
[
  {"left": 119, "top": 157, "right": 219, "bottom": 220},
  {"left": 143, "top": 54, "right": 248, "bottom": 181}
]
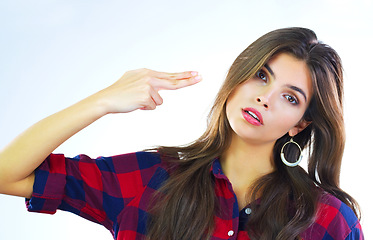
[
  {"left": 141, "top": 97, "right": 157, "bottom": 110},
  {"left": 152, "top": 75, "right": 202, "bottom": 91},
  {"left": 153, "top": 70, "right": 199, "bottom": 80},
  {"left": 149, "top": 87, "right": 163, "bottom": 106}
]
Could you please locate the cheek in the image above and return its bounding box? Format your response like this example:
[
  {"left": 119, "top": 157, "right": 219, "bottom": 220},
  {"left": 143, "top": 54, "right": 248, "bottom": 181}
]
[
  {"left": 226, "top": 84, "right": 255, "bottom": 107},
  {"left": 225, "top": 88, "right": 245, "bottom": 116},
  {"left": 272, "top": 107, "right": 306, "bottom": 131}
]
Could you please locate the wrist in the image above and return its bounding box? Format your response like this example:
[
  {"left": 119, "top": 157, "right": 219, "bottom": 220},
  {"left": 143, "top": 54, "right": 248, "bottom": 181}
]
[{"left": 79, "top": 92, "right": 110, "bottom": 119}]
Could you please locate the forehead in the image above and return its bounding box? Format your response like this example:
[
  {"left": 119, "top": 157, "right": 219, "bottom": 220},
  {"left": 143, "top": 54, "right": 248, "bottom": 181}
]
[{"left": 267, "top": 53, "right": 313, "bottom": 101}]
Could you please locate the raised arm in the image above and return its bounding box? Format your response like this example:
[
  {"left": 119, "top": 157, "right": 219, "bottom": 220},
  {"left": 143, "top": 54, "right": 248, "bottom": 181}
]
[{"left": 0, "top": 68, "right": 201, "bottom": 198}]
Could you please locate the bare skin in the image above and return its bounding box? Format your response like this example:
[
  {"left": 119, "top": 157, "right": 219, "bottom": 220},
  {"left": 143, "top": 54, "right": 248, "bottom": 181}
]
[{"left": 0, "top": 68, "right": 202, "bottom": 198}]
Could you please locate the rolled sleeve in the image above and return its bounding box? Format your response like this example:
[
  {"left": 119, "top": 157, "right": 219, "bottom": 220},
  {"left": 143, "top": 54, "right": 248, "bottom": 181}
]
[
  {"left": 25, "top": 151, "right": 163, "bottom": 235},
  {"left": 26, "top": 153, "right": 122, "bottom": 233},
  {"left": 26, "top": 154, "right": 67, "bottom": 214}
]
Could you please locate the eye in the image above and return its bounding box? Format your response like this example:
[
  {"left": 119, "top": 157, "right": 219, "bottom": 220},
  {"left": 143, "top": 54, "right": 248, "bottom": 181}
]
[
  {"left": 255, "top": 69, "right": 268, "bottom": 82},
  {"left": 284, "top": 94, "right": 299, "bottom": 105}
]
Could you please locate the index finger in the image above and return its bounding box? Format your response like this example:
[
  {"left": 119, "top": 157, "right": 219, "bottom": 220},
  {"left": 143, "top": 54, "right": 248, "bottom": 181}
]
[
  {"left": 153, "top": 70, "right": 199, "bottom": 80},
  {"left": 152, "top": 74, "right": 202, "bottom": 91}
]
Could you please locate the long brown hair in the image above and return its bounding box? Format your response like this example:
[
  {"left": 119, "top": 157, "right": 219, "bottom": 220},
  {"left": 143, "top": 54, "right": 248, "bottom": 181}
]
[{"left": 147, "top": 27, "right": 360, "bottom": 240}]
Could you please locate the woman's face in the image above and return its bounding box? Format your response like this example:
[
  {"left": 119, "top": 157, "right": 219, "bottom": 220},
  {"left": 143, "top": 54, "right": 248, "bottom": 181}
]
[{"left": 225, "top": 53, "right": 313, "bottom": 145}]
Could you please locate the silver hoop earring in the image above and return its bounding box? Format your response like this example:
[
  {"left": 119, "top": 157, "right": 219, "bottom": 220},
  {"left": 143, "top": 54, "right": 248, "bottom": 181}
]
[{"left": 280, "top": 138, "right": 303, "bottom": 167}]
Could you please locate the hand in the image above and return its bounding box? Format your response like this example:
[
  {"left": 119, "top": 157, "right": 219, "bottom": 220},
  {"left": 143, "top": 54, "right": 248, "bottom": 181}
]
[{"left": 95, "top": 68, "right": 202, "bottom": 114}]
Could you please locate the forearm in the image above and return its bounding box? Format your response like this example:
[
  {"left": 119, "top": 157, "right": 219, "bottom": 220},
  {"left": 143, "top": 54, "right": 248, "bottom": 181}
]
[
  {"left": 0, "top": 68, "right": 201, "bottom": 198},
  {"left": 0, "top": 94, "right": 106, "bottom": 196}
]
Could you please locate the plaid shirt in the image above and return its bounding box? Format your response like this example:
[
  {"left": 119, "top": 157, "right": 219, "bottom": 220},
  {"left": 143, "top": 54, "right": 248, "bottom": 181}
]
[{"left": 26, "top": 151, "right": 363, "bottom": 239}]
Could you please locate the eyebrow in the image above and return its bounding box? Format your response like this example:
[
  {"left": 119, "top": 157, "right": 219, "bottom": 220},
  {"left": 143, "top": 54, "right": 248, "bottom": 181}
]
[
  {"left": 286, "top": 85, "right": 307, "bottom": 101},
  {"left": 264, "top": 63, "right": 307, "bottom": 101},
  {"left": 264, "top": 64, "right": 275, "bottom": 77}
]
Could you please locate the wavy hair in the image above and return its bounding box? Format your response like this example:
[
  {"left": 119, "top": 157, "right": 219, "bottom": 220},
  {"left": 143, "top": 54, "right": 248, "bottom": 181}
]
[{"left": 147, "top": 27, "right": 360, "bottom": 240}]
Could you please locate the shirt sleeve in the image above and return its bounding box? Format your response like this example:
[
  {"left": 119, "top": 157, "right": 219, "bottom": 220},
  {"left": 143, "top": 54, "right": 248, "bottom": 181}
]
[
  {"left": 25, "top": 151, "right": 162, "bottom": 235},
  {"left": 320, "top": 196, "right": 364, "bottom": 240},
  {"left": 301, "top": 193, "right": 364, "bottom": 240},
  {"left": 344, "top": 221, "right": 364, "bottom": 240},
  {"left": 337, "top": 201, "right": 364, "bottom": 240}
]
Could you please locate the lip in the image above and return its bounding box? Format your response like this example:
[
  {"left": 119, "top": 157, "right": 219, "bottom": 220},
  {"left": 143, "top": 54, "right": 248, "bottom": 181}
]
[{"left": 242, "top": 107, "right": 264, "bottom": 126}]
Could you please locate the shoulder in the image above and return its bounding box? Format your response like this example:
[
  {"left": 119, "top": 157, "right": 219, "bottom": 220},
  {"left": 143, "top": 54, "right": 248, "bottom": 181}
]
[
  {"left": 316, "top": 192, "right": 358, "bottom": 226},
  {"left": 107, "top": 151, "right": 163, "bottom": 169},
  {"left": 302, "top": 192, "right": 363, "bottom": 240},
  {"left": 108, "top": 150, "right": 178, "bottom": 176}
]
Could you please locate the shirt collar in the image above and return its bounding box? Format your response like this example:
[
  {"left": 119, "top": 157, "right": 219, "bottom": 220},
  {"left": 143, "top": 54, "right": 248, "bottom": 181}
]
[{"left": 211, "top": 158, "right": 229, "bottom": 180}]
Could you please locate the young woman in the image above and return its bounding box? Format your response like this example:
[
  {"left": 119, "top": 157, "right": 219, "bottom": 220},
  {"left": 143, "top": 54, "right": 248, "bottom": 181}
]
[{"left": 0, "top": 27, "right": 363, "bottom": 239}]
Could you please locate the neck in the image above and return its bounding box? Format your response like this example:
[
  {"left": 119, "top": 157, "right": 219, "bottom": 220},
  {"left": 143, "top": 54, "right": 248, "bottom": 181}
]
[{"left": 220, "top": 134, "right": 276, "bottom": 208}]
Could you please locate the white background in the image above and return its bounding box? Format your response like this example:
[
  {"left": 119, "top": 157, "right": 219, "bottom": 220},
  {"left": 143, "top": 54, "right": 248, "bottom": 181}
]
[{"left": 0, "top": 0, "right": 372, "bottom": 239}]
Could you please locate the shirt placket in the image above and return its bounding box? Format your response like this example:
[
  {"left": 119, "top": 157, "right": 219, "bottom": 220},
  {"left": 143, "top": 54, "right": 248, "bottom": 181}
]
[{"left": 212, "top": 161, "right": 240, "bottom": 239}]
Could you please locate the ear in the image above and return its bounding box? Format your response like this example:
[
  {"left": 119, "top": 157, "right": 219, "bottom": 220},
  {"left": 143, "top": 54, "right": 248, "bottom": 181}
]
[{"left": 288, "top": 119, "right": 312, "bottom": 137}]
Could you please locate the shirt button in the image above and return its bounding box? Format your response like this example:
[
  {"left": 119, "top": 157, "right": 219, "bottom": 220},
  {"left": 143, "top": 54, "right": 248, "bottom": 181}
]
[
  {"left": 228, "top": 230, "right": 234, "bottom": 237},
  {"left": 245, "top": 207, "right": 252, "bottom": 215}
]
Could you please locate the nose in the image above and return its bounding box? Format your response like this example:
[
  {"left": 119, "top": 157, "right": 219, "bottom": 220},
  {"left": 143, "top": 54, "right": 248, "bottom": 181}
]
[
  {"left": 256, "top": 84, "right": 276, "bottom": 109},
  {"left": 256, "top": 97, "right": 269, "bottom": 109}
]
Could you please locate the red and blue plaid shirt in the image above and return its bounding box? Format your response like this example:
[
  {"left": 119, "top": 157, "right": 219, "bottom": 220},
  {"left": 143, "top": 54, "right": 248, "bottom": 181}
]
[{"left": 26, "top": 151, "right": 364, "bottom": 239}]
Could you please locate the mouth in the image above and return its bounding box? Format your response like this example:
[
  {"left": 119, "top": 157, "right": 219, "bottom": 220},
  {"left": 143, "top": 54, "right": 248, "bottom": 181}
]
[{"left": 242, "top": 108, "right": 263, "bottom": 126}]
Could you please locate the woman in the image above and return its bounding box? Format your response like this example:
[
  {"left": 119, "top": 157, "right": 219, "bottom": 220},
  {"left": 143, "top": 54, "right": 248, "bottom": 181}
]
[{"left": 0, "top": 27, "right": 363, "bottom": 239}]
